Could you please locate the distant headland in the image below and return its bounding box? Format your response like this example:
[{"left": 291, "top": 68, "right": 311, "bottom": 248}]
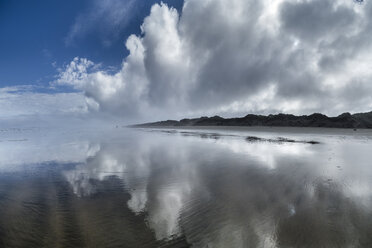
[{"left": 131, "top": 111, "right": 372, "bottom": 129}]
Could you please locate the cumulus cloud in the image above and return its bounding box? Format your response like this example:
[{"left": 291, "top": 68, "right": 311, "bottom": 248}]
[{"left": 57, "top": 0, "right": 372, "bottom": 121}]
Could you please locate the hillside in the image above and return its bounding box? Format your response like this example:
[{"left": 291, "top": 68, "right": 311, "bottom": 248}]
[{"left": 131, "top": 111, "right": 372, "bottom": 129}]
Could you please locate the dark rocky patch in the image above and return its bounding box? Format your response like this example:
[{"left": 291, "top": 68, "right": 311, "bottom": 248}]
[{"left": 246, "top": 136, "right": 320, "bottom": 144}]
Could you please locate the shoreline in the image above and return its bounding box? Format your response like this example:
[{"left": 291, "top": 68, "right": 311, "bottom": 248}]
[{"left": 129, "top": 125, "right": 372, "bottom": 136}]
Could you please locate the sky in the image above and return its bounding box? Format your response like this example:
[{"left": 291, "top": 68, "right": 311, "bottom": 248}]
[{"left": 1, "top": 0, "right": 372, "bottom": 123}]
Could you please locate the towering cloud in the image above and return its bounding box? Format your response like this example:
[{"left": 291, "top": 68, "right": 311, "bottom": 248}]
[{"left": 56, "top": 0, "right": 372, "bottom": 121}]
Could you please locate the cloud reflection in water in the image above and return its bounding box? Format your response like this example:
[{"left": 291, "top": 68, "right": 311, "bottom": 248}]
[{"left": 59, "top": 128, "right": 372, "bottom": 247}]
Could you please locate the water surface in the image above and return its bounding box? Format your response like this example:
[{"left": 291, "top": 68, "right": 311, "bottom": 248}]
[{"left": 0, "top": 126, "right": 371, "bottom": 247}]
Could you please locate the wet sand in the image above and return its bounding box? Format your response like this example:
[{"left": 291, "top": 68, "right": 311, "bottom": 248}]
[{"left": 0, "top": 126, "right": 371, "bottom": 247}]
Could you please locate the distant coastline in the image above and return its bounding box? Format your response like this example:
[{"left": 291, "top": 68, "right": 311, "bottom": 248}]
[{"left": 130, "top": 111, "right": 372, "bottom": 129}]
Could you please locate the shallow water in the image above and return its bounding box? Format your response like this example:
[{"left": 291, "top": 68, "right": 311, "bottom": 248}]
[{"left": 0, "top": 126, "right": 372, "bottom": 247}]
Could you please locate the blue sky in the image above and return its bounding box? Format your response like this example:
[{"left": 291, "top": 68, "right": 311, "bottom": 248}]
[
  {"left": 1, "top": 0, "right": 372, "bottom": 121},
  {"left": 0, "top": 0, "right": 183, "bottom": 89}
]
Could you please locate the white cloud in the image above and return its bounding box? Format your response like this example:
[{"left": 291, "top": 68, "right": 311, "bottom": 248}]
[
  {"left": 65, "top": 0, "right": 137, "bottom": 46},
  {"left": 57, "top": 0, "right": 372, "bottom": 121},
  {"left": 0, "top": 86, "right": 87, "bottom": 119}
]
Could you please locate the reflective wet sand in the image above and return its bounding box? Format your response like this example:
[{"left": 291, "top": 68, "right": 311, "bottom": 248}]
[{"left": 0, "top": 126, "right": 371, "bottom": 247}]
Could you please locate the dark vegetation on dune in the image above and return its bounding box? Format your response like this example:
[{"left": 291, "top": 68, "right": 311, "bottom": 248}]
[{"left": 132, "top": 111, "right": 372, "bottom": 129}]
